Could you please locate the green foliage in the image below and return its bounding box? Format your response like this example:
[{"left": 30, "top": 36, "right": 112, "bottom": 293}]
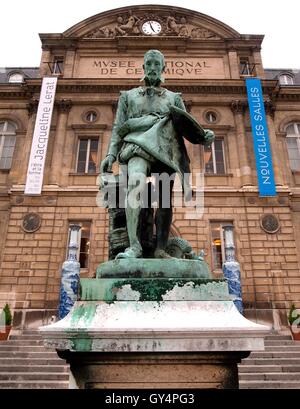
[
  {"left": 1, "top": 304, "right": 12, "bottom": 326},
  {"left": 288, "top": 304, "right": 300, "bottom": 326}
]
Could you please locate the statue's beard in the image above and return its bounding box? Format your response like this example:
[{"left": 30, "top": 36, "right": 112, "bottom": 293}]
[{"left": 143, "top": 73, "right": 162, "bottom": 87}]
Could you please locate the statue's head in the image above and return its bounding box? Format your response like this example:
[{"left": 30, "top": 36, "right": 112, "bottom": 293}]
[{"left": 143, "top": 49, "right": 165, "bottom": 86}]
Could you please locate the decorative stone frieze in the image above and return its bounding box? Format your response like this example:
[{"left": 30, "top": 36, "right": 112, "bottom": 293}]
[{"left": 84, "top": 13, "right": 220, "bottom": 40}]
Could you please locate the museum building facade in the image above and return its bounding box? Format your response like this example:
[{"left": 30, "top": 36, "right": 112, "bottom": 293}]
[{"left": 1, "top": 5, "right": 300, "bottom": 328}]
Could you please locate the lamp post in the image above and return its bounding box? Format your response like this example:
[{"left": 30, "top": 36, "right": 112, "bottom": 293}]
[
  {"left": 58, "top": 224, "right": 81, "bottom": 319},
  {"left": 222, "top": 225, "right": 243, "bottom": 314}
]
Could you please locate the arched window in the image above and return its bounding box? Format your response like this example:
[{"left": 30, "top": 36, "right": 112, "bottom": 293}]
[
  {"left": 279, "top": 74, "right": 294, "bottom": 85},
  {"left": 0, "top": 121, "right": 17, "bottom": 169},
  {"left": 286, "top": 123, "right": 300, "bottom": 171},
  {"left": 8, "top": 73, "right": 24, "bottom": 83}
]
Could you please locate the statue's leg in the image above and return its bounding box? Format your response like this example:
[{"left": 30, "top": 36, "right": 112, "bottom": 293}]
[
  {"left": 116, "top": 156, "right": 148, "bottom": 259},
  {"left": 154, "top": 178, "right": 174, "bottom": 258}
]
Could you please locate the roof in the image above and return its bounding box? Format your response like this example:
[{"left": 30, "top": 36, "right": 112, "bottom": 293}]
[
  {"left": 265, "top": 68, "right": 300, "bottom": 85},
  {"left": 0, "top": 67, "right": 39, "bottom": 83}
]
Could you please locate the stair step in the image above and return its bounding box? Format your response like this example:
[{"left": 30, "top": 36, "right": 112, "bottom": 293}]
[
  {"left": 264, "top": 345, "right": 300, "bottom": 351},
  {"left": 0, "top": 372, "right": 69, "bottom": 381},
  {"left": 239, "top": 372, "right": 300, "bottom": 381},
  {"left": 0, "top": 345, "right": 49, "bottom": 351},
  {"left": 0, "top": 340, "right": 44, "bottom": 346},
  {"left": 0, "top": 358, "right": 65, "bottom": 366},
  {"left": 249, "top": 352, "right": 300, "bottom": 358},
  {"left": 265, "top": 335, "right": 292, "bottom": 340},
  {"left": 242, "top": 358, "right": 300, "bottom": 365},
  {"left": 9, "top": 335, "right": 43, "bottom": 341},
  {"left": 0, "top": 352, "right": 59, "bottom": 358},
  {"left": 0, "top": 365, "right": 69, "bottom": 373},
  {"left": 238, "top": 365, "right": 300, "bottom": 373},
  {"left": 0, "top": 380, "right": 69, "bottom": 389},
  {"left": 239, "top": 380, "right": 300, "bottom": 389},
  {"left": 264, "top": 340, "right": 300, "bottom": 346}
]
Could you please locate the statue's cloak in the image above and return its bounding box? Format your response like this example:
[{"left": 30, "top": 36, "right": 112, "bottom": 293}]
[{"left": 107, "top": 86, "right": 211, "bottom": 196}]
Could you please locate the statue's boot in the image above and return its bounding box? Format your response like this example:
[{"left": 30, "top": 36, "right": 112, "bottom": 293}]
[
  {"left": 115, "top": 244, "right": 142, "bottom": 259},
  {"left": 154, "top": 249, "right": 174, "bottom": 259}
]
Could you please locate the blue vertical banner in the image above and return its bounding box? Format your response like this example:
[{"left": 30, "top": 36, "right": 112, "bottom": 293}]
[{"left": 246, "top": 78, "right": 276, "bottom": 196}]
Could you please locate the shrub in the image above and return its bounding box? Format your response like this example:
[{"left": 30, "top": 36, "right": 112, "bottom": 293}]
[
  {"left": 288, "top": 303, "right": 300, "bottom": 326},
  {"left": 1, "top": 304, "right": 12, "bottom": 326}
]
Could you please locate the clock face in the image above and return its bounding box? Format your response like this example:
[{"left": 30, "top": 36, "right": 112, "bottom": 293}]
[{"left": 142, "top": 21, "right": 162, "bottom": 35}]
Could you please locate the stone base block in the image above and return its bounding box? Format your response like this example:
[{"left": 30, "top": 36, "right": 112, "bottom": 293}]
[{"left": 59, "top": 351, "right": 249, "bottom": 389}]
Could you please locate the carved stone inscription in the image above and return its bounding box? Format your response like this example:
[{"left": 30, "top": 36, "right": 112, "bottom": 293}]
[{"left": 77, "top": 57, "right": 225, "bottom": 79}]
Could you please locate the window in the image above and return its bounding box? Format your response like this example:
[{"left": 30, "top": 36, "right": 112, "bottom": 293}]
[
  {"left": 8, "top": 73, "right": 24, "bottom": 83},
  {"left": 53, "top": 57, "right": 64, "bottom": 75},
  {"left": 0, "top": 121, "right": 17, "bottom": 169},
  {"left": 67, "top": 222, "right": 91, "bottom": 269},
  {"left": 84, "top": 111, "right": 98, "bottom": 123},
  {"left": 76, "top": 138, "right": 99, "bottom": 173},
  {"left": 286, "top": 123, "right": 300, "bottom": 171},
  {"left": 204, "top": 139, "right": 225, "bottom": 174},
  {"left": 239, "top": 58, "right": 255, "bottom": 76},
  {"left": 205, "top": 111, "right": 217, "bottom": 124},
  {"left": 210, "top": 222, "right": 233, "bottom": 271},
  {"left": 279, "top": 74, "right": 294, "bottom": 85}
]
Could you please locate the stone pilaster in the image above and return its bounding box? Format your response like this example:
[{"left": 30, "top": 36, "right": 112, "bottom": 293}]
[
  {"left": 228, "top": 50, "right": 240, "bottom": 79},
  {"left": 111, "top": 100, "right": 118, "bottom": 115},
  {"left": 49, "top": 100, "right": 72, "bottom": 186},
  {"left": 252, "top": 47, "right": 265, "bottom": 78},
  {"left": 264, "top": 100, "right": 283, "bottom": 186},
  {"left": 64, "top": 50, "right": 76, "bottom": 78},
  {"left": 39, "top": 49, "right": 52, "bottom": 77},
  {"left": 18, "top": 101, "right": 39, "bottom": 185},
  {"left": 231, "top": 100, "right": 253, "bottom": 186}
]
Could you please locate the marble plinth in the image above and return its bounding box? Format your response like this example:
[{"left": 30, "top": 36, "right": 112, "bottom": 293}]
[{"left": 40, "top": 265, "right": 270, "bottom": 389}]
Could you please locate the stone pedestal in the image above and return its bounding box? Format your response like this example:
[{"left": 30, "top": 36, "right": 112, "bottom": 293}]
[
  {"left": 59, "top": 351, "right": 249, "bottom": 389},
  {"left": 40, "top": 259, "right": 270, "bottom": 389}
]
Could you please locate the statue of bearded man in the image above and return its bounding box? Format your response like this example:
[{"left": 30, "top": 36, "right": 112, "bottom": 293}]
[{"left": 100, "top": 49, "right": 214, "bottom": 259}]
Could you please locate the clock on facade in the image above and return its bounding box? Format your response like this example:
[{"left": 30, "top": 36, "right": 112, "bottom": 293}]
[
  {"left": 22, "top": 213, "right": 42, "bottom": 233},
  {"left": 142, "top": 21, "right": 162, "bottom": 35}
]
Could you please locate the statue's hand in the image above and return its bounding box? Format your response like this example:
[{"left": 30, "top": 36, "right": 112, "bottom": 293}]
[
  {"left": 100, "top": 155, "right": 116, "bottom": 174},
  {"left": 204, "top": 129, "right": 215, "bottom": 145}
]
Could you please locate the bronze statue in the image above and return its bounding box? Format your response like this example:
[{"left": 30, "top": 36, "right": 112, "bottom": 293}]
[{"left": 100, "top": 50, "right": 214, "bottom": 259}]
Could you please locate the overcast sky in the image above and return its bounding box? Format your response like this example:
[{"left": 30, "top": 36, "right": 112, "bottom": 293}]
[{"left": 2, "top": 0, "right": 299, "bottom": 69}]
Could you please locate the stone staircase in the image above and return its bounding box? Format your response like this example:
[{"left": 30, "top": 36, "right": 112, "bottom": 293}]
[
  {"left": 0, "top": 330, "right": 69, "bottom": 389},
  {"left": 239, "top": 333, "right": 300, "bottom": 389},
  {"left": 0, "top": 330, "right": 299, "bottom": 389}
]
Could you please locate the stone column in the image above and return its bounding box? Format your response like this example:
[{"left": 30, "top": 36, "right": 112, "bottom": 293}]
[
  {"left": 231, "top": 101, "right": 253, "bottom": 187},
  {"left": 264, "top": 101, "right": 283, "bottom": 186},
  {"left": 49, "top": 100, "right": 72, "bottom": 186},
  {"left": 19, "top": 100, "right": 39, "bottom": 185},
  {"left": 228, "top": 50, "right": 240, "bottom": 79}
]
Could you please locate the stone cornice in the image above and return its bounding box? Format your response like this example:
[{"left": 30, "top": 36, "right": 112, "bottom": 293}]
[
  {"left": 9, "top": 78, "right": 278, "bottom": 96},
  {"left": 70, "top": 124, "right": 107, "bottom": 130},
  {"left": 2, "top": 80, "right": 300, "bottom": 103}
]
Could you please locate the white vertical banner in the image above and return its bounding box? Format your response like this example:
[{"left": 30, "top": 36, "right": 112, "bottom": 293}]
[{"left": 24, "top": 77, "right": 57, "bottom": 195}]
